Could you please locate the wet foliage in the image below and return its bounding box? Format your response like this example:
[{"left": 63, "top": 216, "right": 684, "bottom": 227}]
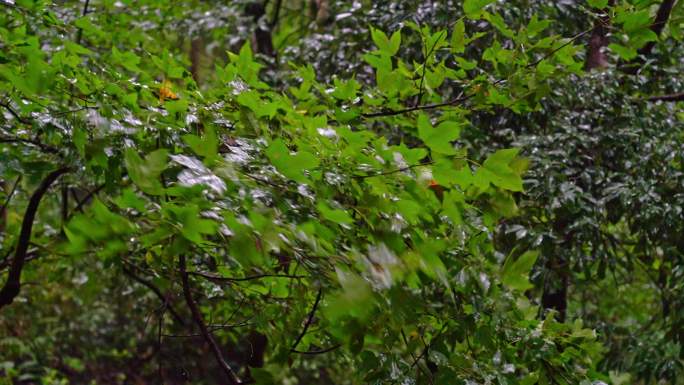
[{"left": 1, "top": 1, "right": 683, "bottom": 384}]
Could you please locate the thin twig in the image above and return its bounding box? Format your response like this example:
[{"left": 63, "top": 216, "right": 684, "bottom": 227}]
[
  {"left": 179, "top": 255, "right": 242, "bottom": 385},
  {"left": 123, "top": 266, "right": 186, "bottom": 326},
  {"left": 291, "top": 344, "right": 341, "bottom": 355},
  {"left": 352, "top": 161, "right": 434, "bottom": 179},
  {"left": 69, "top": 183, "right": 105, "bottom": 217},
  {"left": 361, "top": 95, "right": 470, "bottom": 118},
  {"left": 526, "top": 28, "right": 593, "bottom": 69},
  {"left": 290, "top": 287, "right": 322, "bottom": 353},
  {"left": 415, "top": 30, "right": 446, "bottom": 107},
  {"left": 76, "top": 0, "right": 91, "bottom": 44},
  {"left": 0, "top": 176, "right": 21, "bottom": 215},
  {"left": 162, "top": 320, "right": 252, "bottom": 338},
  {"left": 0, "top": 101, "right": 30, "bottom": 124},
  {"left": 361, "top": 28, "right": 592, "bottom": 119},
  {"left": 189, "top": 270, "right": 308, "bottom": 283},
  {"left": 269, "top": 0, "right": 283, "bottom": 28}
]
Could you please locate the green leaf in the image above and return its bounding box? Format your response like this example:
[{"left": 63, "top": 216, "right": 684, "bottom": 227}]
[
  {"left": 608, "top": 43, "right": 637, "bottom": 60},
  {"left": 463, "top": 0, "right": 495, "bottom": 19},
  {"left": 124, "top": 148, "right": 168, "bottom": 195},
  {"left": 502, "top": 250, "right": 539, "bottom": 291},
  {"left": 331, "top": 77, "right": 361, "bottom": 101},
  {"left": 451, "top": 20, "right": 466, "bottom": 54},
  {"left": 417, "top": 114, "right": 462, "bottom": 155},
  {"left": 587, "top": 0, "right": 608, "bottom": 8},
  {"left": 370, "top": 27, "right": 401, "bottom": 56},
  {"left": 477, "top": 148, "right": 524, "bottom": 191},
  {"left": 111, "top": 46, "right": 140, "bottom": 72},
  {"left": 526, "top": 14, "right": 551, "bottom": 37},
  {"left": 165, "top": 99, "right": 188, "bottom": 116},
  {"left": 183, "top": 125, "right": 218, "bottom": 162},
  {"left": 265, "top": 139, "right": 319, "bottom": 183},
  {"left": 619, "top": 9, "right": 651, "bottom": 33},
  {"left": 485, "top": 12, "right": 515, "bottom": 38},
  {"left": 317, "top": 202, "right": 353, "bottom": 225}
]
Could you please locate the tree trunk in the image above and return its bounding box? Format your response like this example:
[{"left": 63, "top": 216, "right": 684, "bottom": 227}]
[{"left": 585, "top": 1, "right": 613, "bottom": 70}]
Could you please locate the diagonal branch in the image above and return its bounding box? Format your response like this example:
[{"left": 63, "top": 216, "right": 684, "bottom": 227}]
[
  {"left": 290, "top": 287, "right": 322, "bottom": 353},
  {"left": 179, "top": 255, "right": 242, "bottom": 385},
  {"left": 0, "top": 176, "right": 21, "bottom": 216},
  {"left": 0, "top": 101, "right": 30, "bottom": 124},
  {"left": 123, "top": 265, "right": 186, "bottom": 326},
  {"left": 0, "top": 167, "right": 70, "bottom": 310},
  {"left": 638, "top": 0, "right": 677, "bottom": 57}
]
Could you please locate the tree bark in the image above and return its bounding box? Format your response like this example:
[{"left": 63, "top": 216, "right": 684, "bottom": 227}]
[
  {"left": 179, "top": 255, "right": 242, "bottom": 385},
  {"left": 0, "top": 167, "right": 69, "bottom": 310},
  {"left": 190, "top": 37, "right": 203, "bottom": 84},
  {"left": 638, "top": 0, "right": 677, "bottom": 57},
  {"left": 246, "top": 2, "right": 275, "bottom": 57},
  {"left": 585, "top": 1, "right": 613, "bottom": 70}
]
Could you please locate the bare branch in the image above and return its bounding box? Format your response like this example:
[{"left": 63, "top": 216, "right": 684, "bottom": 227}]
[
  {"left": 646, "top": 92, "right": 684, "bottom": 102},
  {"left": 0, "top": 176, "right": 21, "bottom": 216},
  {"left": 290, "top": 287, "right": 322, "bottom": 353},
  {"left": 0, "top": 136, "right": 60, "bottom": 154},
  {"left": 0, "top": 101, "right": 30, "bottom": 124},
  {"left": 361, "top": 94, "right": 470, "bottom": 118},
  {"left": 123, "top": 266, "right": 186, "bottom": 326},
  {"left": 188, "top": 270, "right": 308, "bottom": 283},
  {"left": 179, "top": 255, "right": 242, "bottom": 385},
  {"left": 291, "top": 344, "right": 341, "bottom": 355},
  {"left": 69, "top": 183, "right": 105, "bottom": 217},
  {"left": 352, "top": 161, "right": 434, "bottom": 179},
  {"left": 0, "top": 167, "right": 69, "bottom": 310}
]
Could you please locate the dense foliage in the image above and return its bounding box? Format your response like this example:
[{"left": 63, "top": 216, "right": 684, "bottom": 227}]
[{"left": 1, "top": 1, "right": 683, "bottom": 384}]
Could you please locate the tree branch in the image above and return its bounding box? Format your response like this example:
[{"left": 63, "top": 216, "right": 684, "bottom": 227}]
[
  {"left": 0, "top": 167, "right": 69, "bottom": 310},
  {"left": 646, "top": 91, "right": 684, "bottom": 102},
  {"left": 360, "top": 95, "right": 470, "bottom": 118},
  {"left": 352, "top": 161, "right": 434, "bottom": 179},
  {"left": 290, "top": 287, "right": 322, "bottom": 353},
  {"left": 179, "top": 255, "right": 242, "bottom": 385},
  {"left": 639, "top": 0, "right": 677, "bottom": 57},
  {"left": 0, "top": 176, "right": 21, "bottom": 216},
  {"left": 188, "top": 270, "right": 307, "bottom": 283},
  {"left": 0, "top": 101, "right": 30, "bottom": 124},
  {"left": 69, "top": 183, "right": 105, "bottom": 218},
  {"left": 360, "top": 28, "right": 592, "bottom": 119},
  {"left": 123, "top": 265, "right": 186, "bottom": 326},
  {"left": 291, "top": 344, "right": 341, "bottom": 355},
  {"left": 269, "top": 0, "right": 283, "bottom": 28},
  {"left": 0, "top": 136, "right": 60, "bottom": 154}
]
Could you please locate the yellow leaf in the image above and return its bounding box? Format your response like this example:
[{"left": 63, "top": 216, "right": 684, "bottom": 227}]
[{"left": 159, "top": 79, "right": 178, "bottom": 102}]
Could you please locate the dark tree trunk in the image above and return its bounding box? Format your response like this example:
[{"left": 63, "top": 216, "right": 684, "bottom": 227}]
[
  {"left": 246, "top": 2, "right": 275, "bottom": 57},
  {"left": 541, "top": 270, "right": 568, "bottom": 322},
  {"left": 190, "top": 37, "right": 203, "bottom": 84},
  {"left": 585, "top": 1, "right": 613, "bottom": 70}
]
